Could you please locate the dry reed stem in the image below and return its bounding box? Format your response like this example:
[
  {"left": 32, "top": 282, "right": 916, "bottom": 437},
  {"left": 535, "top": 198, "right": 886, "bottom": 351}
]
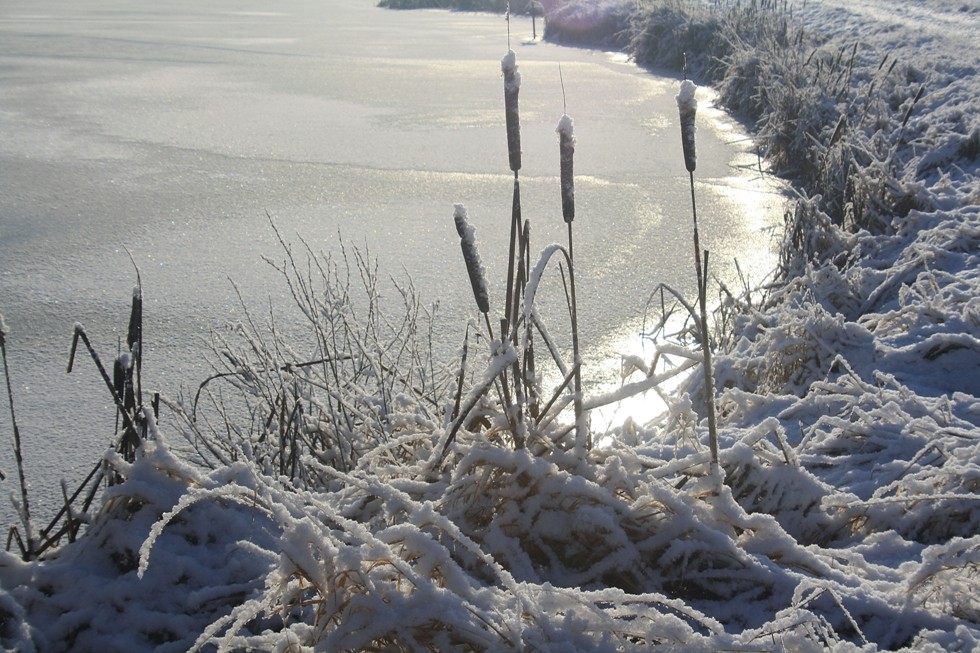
[{"left": 675, "top": 78, "right": 719, "bottom": 473}]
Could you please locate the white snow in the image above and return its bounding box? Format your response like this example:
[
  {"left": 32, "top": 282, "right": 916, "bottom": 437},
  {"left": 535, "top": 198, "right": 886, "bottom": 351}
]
[
  {"left": 501, "top": 49, "right": 521, "bottom": 90},
  {"left": 675, "top": 78, "right": 696, "bottom": 110},
  {"left": 555, "top": 113, "right": 574, "bottom": 137}
]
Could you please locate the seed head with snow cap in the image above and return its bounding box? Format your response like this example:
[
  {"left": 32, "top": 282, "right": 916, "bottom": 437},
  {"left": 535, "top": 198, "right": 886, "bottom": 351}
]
[
  {"left": 453, "top": 204, "right": 490, "bottom": 315},
  {"left": 676, "top": 79, "right": 698, "bottom": 173},
  {"left": 556, "top": 114, "right": 575, "bottom": 223},
  {"left": 502, "top": 50, "right": 522, "bottom": 173}
]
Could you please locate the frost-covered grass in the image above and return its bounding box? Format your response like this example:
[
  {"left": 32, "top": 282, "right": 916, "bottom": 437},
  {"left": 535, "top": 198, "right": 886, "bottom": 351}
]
[{"left": 2, "top": 0, "right": 979, "bottom": 651}]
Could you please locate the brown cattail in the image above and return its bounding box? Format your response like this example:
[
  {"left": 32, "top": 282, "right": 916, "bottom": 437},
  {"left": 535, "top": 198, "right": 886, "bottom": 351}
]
[
  {"left": 502, "top": 50, "right": 522, "bottom": 173},
  {"left": 453, "top": 204, "right": 490, "bottom": 315},
  {"left": 556, "top": 114, "right": 575, "bottom": 223},
  {"left": 676, "top": 79, "right": 698, "bottom": 173}
]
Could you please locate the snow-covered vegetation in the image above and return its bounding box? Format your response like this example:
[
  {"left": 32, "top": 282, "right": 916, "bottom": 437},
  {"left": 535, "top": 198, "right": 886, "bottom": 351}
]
[
  {"left": 378, "top": 0, "right": 517, "bottom": 11},
  {"left": 2, "top": 0, "right": 978, "bottom": 650}
]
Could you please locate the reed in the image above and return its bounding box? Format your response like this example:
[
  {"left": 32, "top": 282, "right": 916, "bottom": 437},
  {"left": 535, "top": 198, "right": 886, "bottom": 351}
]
[
  {"left": 556, "top": 112, "right": 586, "bottom": 451},
  {"left": 676, "top": 75, "right": 720, "bottom": 475},
  {"left": 0, "top": 313, "right": 35, "bottom": 559},
  {"left": 502, "top": 49, "right": 523, "bottom": 338},
  {"left": 2, "top": 271, "right": 158, "bottom": 560},
  {"left": 178, "top": 227, "right": 450, "bottom": 484},
  {"left": 69, "top": 289, "right": 149, "bottom": 467},
  {"left": 441, "top": 49, "right": 593, "bottom": 466}
]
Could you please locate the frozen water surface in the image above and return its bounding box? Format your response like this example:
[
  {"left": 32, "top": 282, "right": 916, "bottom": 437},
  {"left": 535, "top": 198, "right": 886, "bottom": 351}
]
[{"left": 0, "top": 0, "right": 785, "bottom": 522}]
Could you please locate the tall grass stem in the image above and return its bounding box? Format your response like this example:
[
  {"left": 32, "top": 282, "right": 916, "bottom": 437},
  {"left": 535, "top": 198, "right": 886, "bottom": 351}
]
[{"left": 0, "top": 320, "right": 35, "bottom": 558}]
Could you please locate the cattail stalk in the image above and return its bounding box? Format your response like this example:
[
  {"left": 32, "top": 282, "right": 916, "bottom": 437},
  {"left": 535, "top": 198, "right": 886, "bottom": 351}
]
[
  {"left": 676, "top": 78, "right": 719, "bottom": 475},
  {"left": 502, "top": 51, "right": 522, "bottom": 174},
  {"left": 555, "top": 114, "right": 586, "bottom": 452},
  {"left": 502, "top": 50, "right": 522, "bottom": 338}
]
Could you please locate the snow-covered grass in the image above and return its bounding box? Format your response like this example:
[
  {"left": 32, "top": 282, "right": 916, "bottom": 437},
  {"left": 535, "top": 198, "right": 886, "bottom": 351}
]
[{"left": 2, "top": 0, "right": 978, "bottom": 650}]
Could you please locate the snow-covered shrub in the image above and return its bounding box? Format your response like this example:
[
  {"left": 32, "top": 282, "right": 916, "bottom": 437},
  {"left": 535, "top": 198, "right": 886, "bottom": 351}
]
[
  {"left": 778, "top": 197, "right": 860, "bottom": 279},
  {"left": 545, "top": 0, "right": 633, "bottom": 49},
  {"left": 132, "top": 438, "right": 740, "bottom": 651},
  {"left": 628, "top": 0, "right": 795, "bottom": 86},
  {"left": 169, "top": 231, "right": 452, "bottom": 488},
  {"left": 441, "top": 442, "right": 775, "bottom": 604}
]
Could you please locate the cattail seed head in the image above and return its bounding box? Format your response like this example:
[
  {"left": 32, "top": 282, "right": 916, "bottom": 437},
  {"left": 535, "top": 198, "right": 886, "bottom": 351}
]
[
  {"left": 676, "top": 79, "right": 698, "bottom": 173},
  {"left": 453, "top": 204, "right": 490, "bottom": 315},
  {"left": 502, "top": 50, "right": 522, "bottom": 173},
  {"left": 556, "top": 114, "right": 575, "bottom": 223},
  {"left": 127, "top": 285, "right": 142, "bottom": 351}
]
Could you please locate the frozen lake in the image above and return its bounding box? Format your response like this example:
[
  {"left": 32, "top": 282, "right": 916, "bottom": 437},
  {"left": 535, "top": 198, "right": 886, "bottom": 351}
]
[{"left": 0, "top": 0, "right": 785, "bottom": 523}]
